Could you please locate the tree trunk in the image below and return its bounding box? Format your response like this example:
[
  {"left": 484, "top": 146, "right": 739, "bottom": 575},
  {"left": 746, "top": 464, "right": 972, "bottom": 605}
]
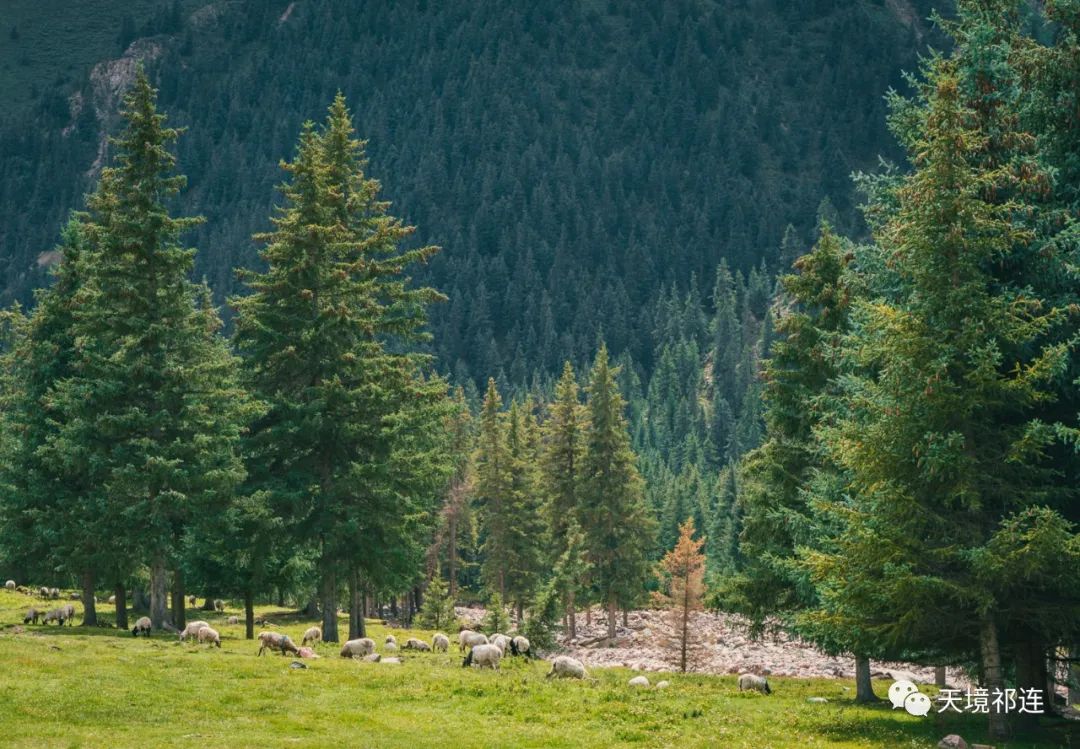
[
  {"left": 320, "top": 561, "right": 338, "bottom": 643},
  {"left": 1014, "top": 637, "right": 1048, "bottom": 730},
  {"left": 303, "top": 596, "right": 319, "bottom": 618},
  {"left": 114, "top": 583, "right": 128, "bottom": 631},
  {"left": 622, "top": 608, "right": 628, "bottom": 627},
  {"left": 679, "top": 587, "right": 690, "bottom": 673},
  {"left": 516, "top": 599, "right": 524, "bottom": 627},
  {"left": 414, "top": 585, "right": 423, "bottom": 615},
  {"left": 567, "top": 590, "right": 576, "bottom": 640},
  {"left": 855, "top": 655, "right": 879, "bottom": 703},
  {"left": 170, "top": 568, "right": 185, "bottom": 630},
  {"left": 150, "top": 553, "right": 168, "bottom": 629},
  {"left": 80, "top": 570, "right": 97, "bottom": 627},
  {"left": 980, "top": 616, "right": 1008, "bottom": 741},
  {"left": 348, "top": 569, "right": 366, "bottom": 640},
  {"left": 1070, "top": 644, "right": 1080, "bottom": 707},
  {"left": 935, "top": 666, "right": 947, "bottom": 688},
  {"left": 606, "top": 593, "right": 616, "bottom": 640},
  {"left": 277, "top": 587, "right": 284, "bottom": 608},
  {"left": 390, "top": 596, "right": 398, "bottom": 620},
  {"left": 448, "top": 511, "right": 458, "bottom": 598},
  {"left": 244, "top": 589, "right": 254, "bottom": 640}
]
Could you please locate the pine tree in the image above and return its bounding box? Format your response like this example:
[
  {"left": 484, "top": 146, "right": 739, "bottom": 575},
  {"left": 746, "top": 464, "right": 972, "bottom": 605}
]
[
  {"left": 653, "top": 519, "right": 706, "bottom": 673},
  {"left": 419, "top": 575, "right": 457, "bottom": 630},
  {"left": 504, "top": 400, "right": 545, "bottom": 621},
  {"left": 234, "top": 94, "right": 450, "bottom": 642},
  {"left": 579, "top": 344, "right": 656, "bottom": 639},
  {"left": 43, "top": 70, "right": 247, "bottom": 630},
  {"left": 540, "top": 361, "right": 586, "bottom": 636},
  {"left": 473, "top": 379, "right": 514, "bottom": 601},
  {"left": 805, "top": 60, "right": 1077, "bottom": 740}
]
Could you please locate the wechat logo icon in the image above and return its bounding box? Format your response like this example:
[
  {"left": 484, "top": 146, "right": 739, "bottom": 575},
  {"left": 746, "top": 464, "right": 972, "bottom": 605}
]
[{"left": 889, "top": 680, "right": 931, "bottom": 716}]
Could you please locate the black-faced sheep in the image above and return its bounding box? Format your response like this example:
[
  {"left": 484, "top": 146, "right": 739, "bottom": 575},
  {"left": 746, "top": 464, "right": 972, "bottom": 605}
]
[
  {"left": 510, "top": 636, "right": 531, "bottom": 657},
  {"left": 41, "top": 608, "right": 65, "bottom": 625},
  {"left": 458, "top": 630, "right": 488, "bottom": 652},
  {"left": 258, "top": 631, "right": 300, "bottom": 656},
  {"left": 385, "top": 635, "right": 397, "bottom": 646},
  {"left": 60, "top": 604, "right": 75, "bottom": 625},
  {"left": 132, "top": 616, "right": 152, "bottom": 636},
  {"left": 462, "top": 643, "right": 502, "bottom": 670},
  {"left": 490, "top": 634, "right": 511, "bottom": 654},
  {"left": 546, "top": 656, "right": 590, "bottom": 680},
  {"left": 178, "top": 620, "right": 211, "bottom": 642},
  {"left": 339, "top": 638, "right": 376, "bottom": 658},
  {"left": 737, "top": 673, "right": 772, "bottom": 695},
  {"left": 302, "top": 626, "right": 322, "bottom": 646},
  {"left": 23, "top": 607, "right": 40, "bottom": 625},
  {"left": 432, "top": 633, "right": 450, "bottom": 653},
  {"left": 197, "top": 626, "right": 221, "bottom": 648},
  {"left": 403, "top": 638, "right": 431, "bottom": 652},
  {"left": 38, "top": 586, "right": 49, "bottom": 598}
]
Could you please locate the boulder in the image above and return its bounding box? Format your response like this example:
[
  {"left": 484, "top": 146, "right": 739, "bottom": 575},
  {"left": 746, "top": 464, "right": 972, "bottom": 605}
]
[
  {"left": 656, "top": 680, "right": 671, "bottom": 689},
  {"left": 937, "top": 736, "right": 968, "bottom": 749},
  {"left": 628, "top": 676, "right": 650, "bottom": 687}
]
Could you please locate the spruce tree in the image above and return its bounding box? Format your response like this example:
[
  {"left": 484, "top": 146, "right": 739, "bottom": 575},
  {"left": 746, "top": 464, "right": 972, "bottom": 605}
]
[
  {"left": 653, "top": 519, "right": 706, "bottom": 673},
  {"left": 579, "top": 344, "right": 655, "bottom": 639},
  {"left": 234, "top": 95, "right": 450, "bottom": 642},
  {"left": 473, "top": 379, "right": 514, "bottom": 601}
]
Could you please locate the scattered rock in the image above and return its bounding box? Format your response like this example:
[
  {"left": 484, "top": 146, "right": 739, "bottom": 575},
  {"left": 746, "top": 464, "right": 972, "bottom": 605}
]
[
  {"left": 48, "top": 645, "right": 61, "bottom": 651},
  {"left": 656, "top": 680, "right": 671, "bottom": 689},
  {"left": 289, "top": 661, "right": 307, "bottom": 669},
  {"left": 806, "top": 697, "right": 829, "bottom": 704},
  {"left": 937, "top": 736, "right": 968, "bottom": 749},
  {"left": 628, "top": 676, "right": 650, "bottom": 687},
  {"left": 362, "top": 654, "right": 381, "bottom": 663},
  {"left": 381, "top": 657, "right": 402, "bottom": 664}
]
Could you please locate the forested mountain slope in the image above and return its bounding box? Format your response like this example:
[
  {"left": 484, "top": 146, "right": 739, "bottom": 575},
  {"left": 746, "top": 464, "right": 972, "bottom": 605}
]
[{"left": 0, "top": 0, "right": 943, "bottom": 385}]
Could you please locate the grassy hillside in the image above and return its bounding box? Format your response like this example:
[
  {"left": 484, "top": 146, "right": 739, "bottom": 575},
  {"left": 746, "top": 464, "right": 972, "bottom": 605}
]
[{"left": 1, "top": 589, "right": 1072, "bottom": 748}]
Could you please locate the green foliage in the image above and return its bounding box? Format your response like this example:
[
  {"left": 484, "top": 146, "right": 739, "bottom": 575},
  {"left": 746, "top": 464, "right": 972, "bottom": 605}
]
[
  {"left": 483, "top": 591, "right": 511, "bottom": 635},
  {"left": 419, "top": 575, "right": 457, "bottom": 631}
]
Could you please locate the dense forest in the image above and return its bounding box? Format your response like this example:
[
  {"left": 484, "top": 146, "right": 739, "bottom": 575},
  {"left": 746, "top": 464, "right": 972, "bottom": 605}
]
[{"left": 1, "top": 1, "right": 1079, "bottom": 742}]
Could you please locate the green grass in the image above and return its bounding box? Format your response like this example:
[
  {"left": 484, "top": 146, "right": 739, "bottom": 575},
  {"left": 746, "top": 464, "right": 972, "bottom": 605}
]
[{"left": 0, "top": 590, "right": 1073, "bottom": 748}]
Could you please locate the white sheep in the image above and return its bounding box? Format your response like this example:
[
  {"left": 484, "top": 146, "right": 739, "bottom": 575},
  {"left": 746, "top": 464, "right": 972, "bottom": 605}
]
[
  {"left": 403, "top": 638, "right": 431, "bottom": 652},
  {"left": 131, "top": 616, "right": 152, "bottom": 637},
  {"left": 213, "top": 599, "right": 225, "bottom": 612},
  {"left": 362, "top": 653, "right": 381, "bottom": 663},
  {"left": 5, "top": 579, "right": 15, "bottom": 590},
  {"left": 510, "top": 635, "right": 531, "bottom": 657},
  {"left": 301, "top": 626, "right": 322, "bottom": 646},
  {"left": 458, "top": 630, "right": 488, "bottom": 652},
  {"left": 257, "top": 631, "right": 299, "bottom": 656},
  {"left": 385, "top": 634, "right": 397, "bottom": 646},
  {"left": 462, "top": 643, "right": 502, "bottom": 670},
  {"left": 187, "top": 595, "right": 196, "bottom": 605},
  {"left": 49, "top": 587, "right": 60, "bottom": 599},
  {"left": 226, "top": 616, "right": 239, "bottom": 625},
  {"left": 23, "top": 607, "right": 40, "bottom": 625},
  {"left": 108, "top": 595, "right": 116, "bottom": 605},
  {"left": 656, "top": 680, "right": 671, "bottom": 689},
  {"left": 491, "top": 634, "right": 511, "bottom": 654},
  {"left": 60, "top": 603, "right": 75, "bottom": 625},
  {"left": 384, "top": 641, "right": 398, "bottom": 652},
  {"left": 178, "top": 620, "right": 211, "bottom": 642},
  {"left": 339, "top": 637, "right": 376, "bottom": 658},
  {"left": 41, "top": 608, "right": 65, "bottom": 625},
  {"left": 432, "top": 633, "right": 450, "bottom": 653},
  {"left": 38, "top": 586, "right": 49, "bottom": 598},
  {"left": 546, "top": 656, "right": 590, "bottom": 680},
  {"left": 197, "top": 626, "right": 221, "bottom": 648},
  {"left": 737, "top": 673, "right": 772, "bottom": 695}
]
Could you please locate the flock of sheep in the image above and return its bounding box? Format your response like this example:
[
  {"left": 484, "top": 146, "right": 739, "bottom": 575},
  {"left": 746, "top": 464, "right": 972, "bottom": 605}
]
[{"left": 6, "top": 579, "right": 775, "bottom": 694}]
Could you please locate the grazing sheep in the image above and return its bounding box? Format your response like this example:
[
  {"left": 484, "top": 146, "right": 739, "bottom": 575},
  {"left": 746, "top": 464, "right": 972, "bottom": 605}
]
[
  {"left": 737, "top": 673, "right": 772, "bottom": 695},
  {"left": 510, "top": 636, "right": 531, "bottom": 658},
  {"left": 213, "top": 599, "right": 225, "bottom": 612},
  {"left": 68, "top": 592, "right": 80, "bottom": 600},
  {"left": 257, "top": 632, "right": 300, "bottom": 656},
  {"left": 178, "top": 620, "right": 211, "bottom": 642},
  {"left": 628, "top": 676, "right": 650, "bottom": 687},
  {"left": 384, "top": 642, "right": 398, "bottom": 652},
  {"left": 403, "top": 638, "right": 431, "bottom": 652},
  {"left": 301, "top": 626, "right": 322, "bottom": 647},
  {"left": 38, "top": 586, "right": 49, "bottom": 598},
  {"left": 432, "top": 633, "right": 450, "bottom": 653},
  {"left": 462, "top": 643, "right": 502, "bottom": 670},
  {"left": 226, "top": 616, "right": 239, "bottom": 625},
  {"left": 362, "top": 653, "right": 382, "bottom": 663},
  {"left": 49, "top": 587, "right": 60, "bottom": 600},
  {"left": 41, "top": 608, "right": 65, "bottom": 625},
  {"left": 491, "top": 634, "right": 511, "bottom": 654},
  {"left": 107, "top": 595, "right": 116, "bottom": 605},
  {"left": 187, "top": 595, "right": 196, "bottom": 605},
  {"left": 4, "top": 579, "right": 14, "bottom": 590},
  {"left": 546, "top": 656, "right": 590, "bottom": 680},
  {"left": 131, "top": 616, "right": 152, "bottom": 636},
  {"left": 339, "top": 638, "right": 376, "bottom": 658},
  {"left": 656, "top": 680, "right": 671, "bottom": 689},
  {"left": 197, "top": 626, "right": 221, "bottom": 648},
  {"left": 60, "top": 604, "right": 75, "bottom": 625},
  {"left": 458, "top": 630, "right": 488, "bottom": 652},
  {"left": 385, "top": 635, "right": 397, "bottom": 646},
  {"left": 23, "top": 607, "right": 40, "bottom": 625}
]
